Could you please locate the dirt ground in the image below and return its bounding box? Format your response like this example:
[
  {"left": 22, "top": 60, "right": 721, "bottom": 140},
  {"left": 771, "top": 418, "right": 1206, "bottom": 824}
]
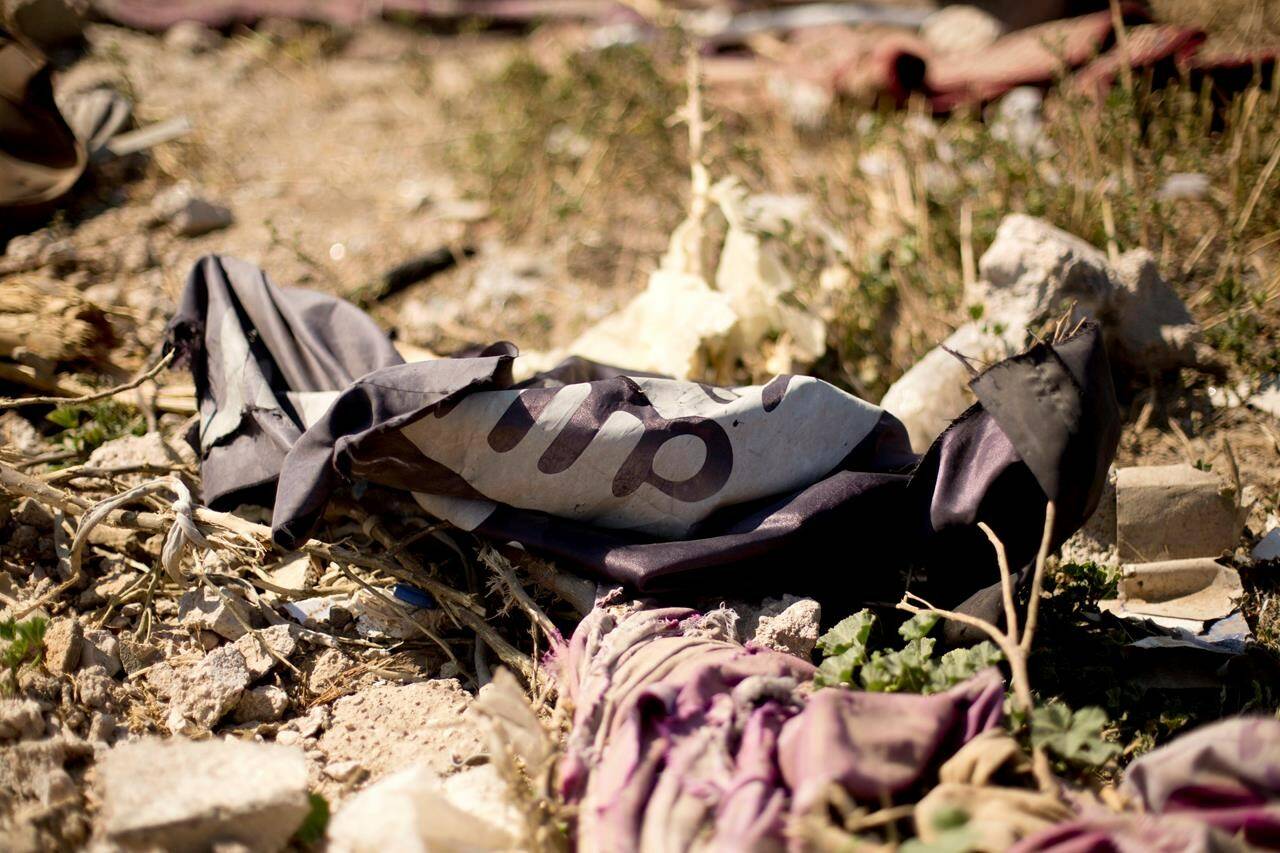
[{"left": 4, "top": 3, "right": 1280, "bottom": 850}]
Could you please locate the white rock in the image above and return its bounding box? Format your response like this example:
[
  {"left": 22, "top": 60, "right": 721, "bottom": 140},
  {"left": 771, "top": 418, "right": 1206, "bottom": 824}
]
[
  {"left": 0, "top": 699, "right": 44, "bottom": 740},
  {"left": 232, "top": 685, "right": 290, "bottom": 723},
  {"left": 152, "top": 183, "right": 233, "bottom": 237},
  {"left": 178, "top": 587, "right": 252, "bottom": 641},
  {"left": 86, "top": 431, "right": 195, "bottom": 472},
  {"left": 1157, "top": 172, "right": 1211, "bottom": 201},
  {"left": 748, "top": 596, "right": 822, "bottom": 658},
  {"left": 326, "top": 763, "right": 515, "bottom": 853},
  {"left": 317, "top": 681, "right": 484, "bottom": 781},
  {"left": 165, "top": 645, "right": 252, "bottom": 733},
  {"left": 96, "top": 737, "right": 309, "bottom": 852},
  {"left": 921, "top": 4, "right": 1004, "bottom": 54},
  {"left": 42, "top": 617, "right": 82, "bottom": 675},
  {"left": 231, "top": 625, "right": 298, "bottom": 680},
  {"left": 164, "top": 21, "right": 221, "bottom": 54},
  {"left": 80, "top": 628, "right": 121, "bottom": 677}
]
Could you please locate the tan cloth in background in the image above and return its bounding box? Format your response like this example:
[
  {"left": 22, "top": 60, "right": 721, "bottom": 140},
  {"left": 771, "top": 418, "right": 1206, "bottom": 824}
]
[{"left": 0, "top": 28, "right": 85, "bottom": 215}]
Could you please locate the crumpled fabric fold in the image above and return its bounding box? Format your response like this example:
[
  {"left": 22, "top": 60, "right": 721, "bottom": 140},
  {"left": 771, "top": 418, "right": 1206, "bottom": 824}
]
[
  {"left": 1015, "top": 716, "right": 1280, "bottom": 852},
  {"left": 167, "top": 256, "right": 1118, "bottom": 622},
  {"left": 552, "top": 603, "right": 1005, "bottom": 852}
]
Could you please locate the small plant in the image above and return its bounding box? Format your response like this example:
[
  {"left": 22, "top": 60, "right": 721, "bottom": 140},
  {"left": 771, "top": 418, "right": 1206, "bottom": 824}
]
[
  {"left": 0, "top": 616, "right": 47, "bottom": 693},
  {"left": 1031, "top": 702, "right": 1122, "bottom": 768},
  {"left": 46, "top": 401, "right": 145, "bottom": 454},
  {"left": 815, "top": 609, "right": 1003, "bottom": 694},
  {"left": 292, "top": 792, "right": 330, "bottom": 846}
]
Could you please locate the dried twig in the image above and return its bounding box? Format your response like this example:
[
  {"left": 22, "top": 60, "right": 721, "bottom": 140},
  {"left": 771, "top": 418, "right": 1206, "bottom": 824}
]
[
  {"left": 0, "top": 351, "right": 173, "bottom": 411},
  {"left": 898, "top": 502, "right": 1059, "bottom": 794}
]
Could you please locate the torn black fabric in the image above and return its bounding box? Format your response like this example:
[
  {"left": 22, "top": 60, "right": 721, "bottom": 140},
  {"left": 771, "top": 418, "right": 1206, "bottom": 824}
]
[{"left": 168, "top": 255, "right": 1120, "bottom": 611}]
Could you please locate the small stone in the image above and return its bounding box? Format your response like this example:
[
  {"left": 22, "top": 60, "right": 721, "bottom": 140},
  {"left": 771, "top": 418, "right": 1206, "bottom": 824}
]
[
  {"left": 233, "top": 685, "right": 290, "bottom": 724},
  {"left": 79, "top": 629, "right": 121, "bottom": 677},
  {"left": 172, "top": 198, "right": 234, "bottom": 237},
  {"left": 13, "top": 497, "right": 54, "bottom": 528},
  {"left": 42, "top": 618, "right": 82, "bottom": 675},
  {"left": 119, "top": 238, "right": 154, "bottom": 273},
  {"left": 88, "top": 711, "right": 118, "bottom": 745},
  {"left": 307, "top": 647, "right": 354, "bottom": 693},
  {"left": 317, "top": 681, "right": 483, "bottom": 781},
  {"left": 166, "top": 645, "right": 252, "bottom": 733},
  {"left": 0, "top": 699, "right": 45, "bottom": 740},
  {"left": 86, "top": 430, "right": 196, "bottom": 472},
  {"left": 164, "top": 20, "right": 221, "bottom": 54},
  {"left": 1157, "top": 172, "right": 1211, "bottom": 201},
  {"left": 921, "top": 4, "right": 1004, "bottom": 54},
  {"left": 97, "top": 737, "right": 310, "bottom": 852},
  {"left": 326, "top": 763, "right": 514, "bottom": 852},
  {"left": 1116, "top": 465, "right": 1242, "bottom": 562},
  {"left": 231, "top": 625, "right": 298, "bottom": 680},
  {"left": 284, "top": 705, "right": 329, "bottom": 740},
  {"left": 322, "top": 759, "right": 365, "bottom": 783},
  {"left": 76, "top": 666, "right": 117, "bottom": 710},
  {"left": 748, "top": 596, "right": 822, "bottom": 659},
  {"left": 152, "top": 183, "right": 233, "bottom": 237},
  {"left": 143, "top": 661, "right": 187, "bottom": 701},
  {"left": 117, "top": 637, "right": 160, "bottom": 675},
  {"left": 178, "top": 587, "right": 253, "bottom": 641}
]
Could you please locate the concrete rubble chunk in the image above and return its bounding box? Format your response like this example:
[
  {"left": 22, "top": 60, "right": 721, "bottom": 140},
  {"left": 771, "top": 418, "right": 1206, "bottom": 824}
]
[
  {"left": 178, "top": 587, "right": 253, "bottom": 641},
  {"left": 42, "top": 617, "right": 82, "bottom": 674},
  {"left": 738, "top": 595, "right": 822, "bottom": 658},
  {"left": 317, "top": 680, "right": 484, "bottom": 781},
  {"left": 164, "top": 20, "right": 221, "bottom": 54},
  {"left": 231, "top": 624, "right": 298, "bottom": 680},
  {"left": 326, "top": 763, "right": 515, "bottom": 853},
  {"left": 96, "top": 737, "right": 309, "bottom": 852},
  {"left": 1112, "top": 558, "right": 1244, "bottom": 623},
  {"left": 233, "top": 685, "right": 290, "bottom": 724},
  {"left": 152, "top": 183, "right": 233, "bottom": 238},
  {"left": 86, "top": 431, "right": 196, "bottom": 472},
  {"left": 1116, "top": 465, "right": 1241, "bottom": 562},
  {"left": 166, "top": 645, "right": 252, "bottom": 733},
  {"left": 79, "top": 628, "right": 121, "bottom": 677},
  {"left": 0, "top": 698, "right": 45, "bottom": 740}
]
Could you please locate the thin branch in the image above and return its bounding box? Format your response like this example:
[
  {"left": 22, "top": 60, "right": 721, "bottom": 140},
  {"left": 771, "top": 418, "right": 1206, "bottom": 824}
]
[
  {"left": 0, "top": 351, "right": 173, "bottom": 411},
  {"left": 1020, "top": 502, "right": 1056, "bottom": 655},
  {"left": 978, "top": 521, "right": 1019, "bottom": 640}
]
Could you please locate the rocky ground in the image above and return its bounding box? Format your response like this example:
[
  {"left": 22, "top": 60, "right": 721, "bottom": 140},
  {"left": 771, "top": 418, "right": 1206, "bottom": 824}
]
[{"left": 3, "top": 4, "right": 1280, "bottom": 851}]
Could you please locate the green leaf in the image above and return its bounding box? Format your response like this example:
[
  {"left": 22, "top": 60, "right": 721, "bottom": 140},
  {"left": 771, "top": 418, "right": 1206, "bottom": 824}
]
[
  {"left": 817, "top": 609, "right": 875, "bottom": 658},
  {"left": 929, "top": 642, "right": 1003, "bottom": 693},
  {"left": 45, "top": 406, "right": 81, "bottom": 429},
  {"left": 293, "top": 792, "right": 330, "bottom": 846},
  {"left": 899, "top": 612, "right": 940, "bottom": 641},
  {"left": 901, "top": 809, "right": 976, "bottom": 853},
  {"left": 1031, "top": 702, "right": 1121, "bottom": 767}
]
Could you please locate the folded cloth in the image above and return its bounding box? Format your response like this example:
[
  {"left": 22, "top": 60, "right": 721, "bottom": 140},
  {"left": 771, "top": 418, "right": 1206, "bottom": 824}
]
[
  {"left": 766, "top": 5, "right": 1276, "bottom": 113},
  {"left": 0, "top": 27, "right": 86, "bottom": 219},
  {"left": 554, "top": 603, "right": 1004, "bottom": 851},
  {"left": 1015, "top": 716, "right": 1280, "bottom": 852},
  {"left": 168, "top": 254, "right": 1119, "bottom": 613}
]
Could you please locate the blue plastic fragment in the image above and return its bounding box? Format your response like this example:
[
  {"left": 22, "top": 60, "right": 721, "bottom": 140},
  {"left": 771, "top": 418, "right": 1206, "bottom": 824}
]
[{"left": 393, "top": 583, "right": 437, "bottom": 610}]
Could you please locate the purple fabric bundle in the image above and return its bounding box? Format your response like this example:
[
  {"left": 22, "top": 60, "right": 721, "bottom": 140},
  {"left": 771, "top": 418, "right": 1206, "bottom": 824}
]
[
  {"left": 554, "top": 604, "right": 1004, "bottom": 851},
  {"left": 1016, "top": 716, "right": 1280, "bottom": 852}
]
